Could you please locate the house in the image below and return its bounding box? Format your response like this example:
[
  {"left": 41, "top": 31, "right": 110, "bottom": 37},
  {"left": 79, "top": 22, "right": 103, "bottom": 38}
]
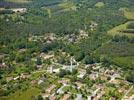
[
  {"left": 11, "top": 8, "right": 27, "bottom": 13},
  {"left": 105, "top": 69, "right": 115, "bottom": 75},
  {"left": 77, "top": 69, "right": 86, "bottom": 78},
  {"left": 31, "top": 80, "right": 37, "bottom": 85},
  {"left": 13, "top": 76, "right": 20, "bottom": 80},
  {"left": 0, "top": 53, "right": 5, "bottom": 58},
  {"left": 6, "top": 76, "right": 13, "bottom": 82},
  {"left": 20, "top": 73, "right": 31, "bottom": 79},
  {"left": 18, "top": 48, "right": 26, "bottom": 52},
  {"left": 57, "top": 84, "right": 69, "bottom": 94},
  {"left": 49, "top": 95, "right": 56, "bottom": 100},
  {"left": 68, "top": 34, "right": 77, "bottom": 43},
  {"left": 44, "top": 33, "right": 56, "bottom": 43},
  {"left": 96, "top": 90, "right": 105, "bottom": 99},
  {"left": 0, "top": 63, "right": 7, "bottom": 69},
  {"left": 38, "top": 77, "right": 46, "bottom": 85},
  {"left": 89, "top": 72, "right": 98, "bottom": 80},
  {"left": 58, "top": 78, "right": 70, "bottom": 85},
  {"left": 61, "top": 94, "right": 70, "bottom": 100},
  {"left": 47, "top": 66, "right": 53, "bottom": 73},
  {"left": 92, "top": 96, "right": 98, "bottom": 100},
  {"left": 42, "top": 93, "right": 50, "bottom": 99},
  {"left": 92, "top": 63, "right": 101, "bottom": 70},
  {"left": 90, "top": 21, "right": 98, "bottom": 31},
  {"left": 76, "top": 94, "right": 82, "bottom": 100},
  {"left": 38, "top": 79, "right": 43, "bottom": 85},
  {"left": 75, "top": 82, "right": 85, "bottom": 89},
  {"left": 87, "top": 96, "right": 92, "bottom": 100},
  {"left": 40, "top": 53, "right": 54, "bottom": 60},
  {"left": 109, "top": 97, "right": 116, "bottom": 100},
  {"left": 79, "top": 29, "right": 88, "bottom": 39},
  {"left": 36, "top": 65, "right": 43, "bottom": 70},
  {"left": 46, "top": 85, "right": 56, "bottom": 94},
  {"left": 53, "top": 68, "right": 60, "bottom": 73},
  {"left": 129, "top": 95, "right": 134, "bottom": 100},
  {"left": 99, "top": 67, "right": 105, "bottom": 73}
]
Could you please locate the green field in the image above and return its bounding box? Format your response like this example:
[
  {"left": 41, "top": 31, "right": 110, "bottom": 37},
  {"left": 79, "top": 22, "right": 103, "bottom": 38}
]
[
  {"left": 6, "top": 87, "right": 40, "bottom": 100},
  {"left": 5, "top": 0, "right": 31, "bottom": 3},
  {"left": 124, "top": 10, "right": 134, "bottom": 20},
  {"left": 58, "top": 1, "right": 76, "bottom": 11},
  {"left": 112, "top": 56, "right": 134, "bottom": 69},
  {"left": 108, "top": 21, "right": 134, "bottom": 37},
  {"left": 95, "top": 2, "right": 105, "bottom": 8}
]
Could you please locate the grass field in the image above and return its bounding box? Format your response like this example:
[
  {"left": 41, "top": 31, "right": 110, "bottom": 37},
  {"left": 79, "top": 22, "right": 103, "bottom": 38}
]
[
  {"left": 108, "top": 21, "right": 134, "bottom": 37},
  {"left": 97, "top": 42, "right": 134, "bottom": 56},
  {"left": 58, "top": 1, "right": 76, "bottom": 10},
  {"left": 95, "top": 2, "right": 105, "bottom": 8},
  {"left": 112, "top": 56, "right": 134, "bottom": 69},
  {"left": 6, "top": 87, "right": 40, "bottom": 100}
]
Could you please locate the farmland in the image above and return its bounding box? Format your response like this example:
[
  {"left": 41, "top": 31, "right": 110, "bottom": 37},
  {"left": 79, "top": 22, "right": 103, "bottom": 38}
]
[{"left": 108, "top": 21, "right": 134, "bottom": 37}]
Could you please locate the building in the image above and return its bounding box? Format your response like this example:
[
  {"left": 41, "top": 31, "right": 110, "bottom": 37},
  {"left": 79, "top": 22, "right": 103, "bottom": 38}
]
[
  {"left": 61, "top": 94, "right": 70, "bottom": 100},
  {"left": 77, "top": 69, "right": 86, "bottom": 78},
  {"left": 76, "top": 94, "right": 82, "bottom": 100},
  {"left": 89, "top": 72, "right": 99, "bottom": 80},
  {"left": 6, "top": 76, "right": 13, "bottom": 82},
  {"left": 0, "top": 63, "right": 7, "bottom": 69},
  {"left": 20, "top": 73, "right": 31, "bottom": 79},
  {"left": 46, "top": 85, "right": 56, "bottom": 94},
  {"left": 12, "top": 8, "right": 27, "bottom": 13}
]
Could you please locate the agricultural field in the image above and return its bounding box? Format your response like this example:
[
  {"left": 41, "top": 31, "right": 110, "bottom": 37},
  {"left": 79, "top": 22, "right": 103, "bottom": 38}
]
[
  {"left": 124, "top": 10, "right": 134, "bottom": 20},
  {"left": 5, "top": 87, "right": 40, "bottom": 100},
  {"left": 95, "top": 2, "right": 105, "bottom": 8},
  {"left": 112, "top": 56, "right": 134, "bottom": 70},
  {"left": 108, "top": 21, "right": 134, "bottom": 37}
]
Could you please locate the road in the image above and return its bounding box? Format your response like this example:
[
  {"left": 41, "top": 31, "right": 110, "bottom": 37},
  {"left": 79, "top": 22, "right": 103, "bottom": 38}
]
[{"left": 122, "top": 86, "right": 133, "bottom": 100}]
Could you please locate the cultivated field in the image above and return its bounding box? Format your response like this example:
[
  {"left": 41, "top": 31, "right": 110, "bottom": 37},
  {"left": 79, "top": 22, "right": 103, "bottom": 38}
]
[
  {"left": 124, "top": 10, "right": 134, "bottom": 20},
  {"left": 108, "top": 21, "right": 134, "bottom": 37}
]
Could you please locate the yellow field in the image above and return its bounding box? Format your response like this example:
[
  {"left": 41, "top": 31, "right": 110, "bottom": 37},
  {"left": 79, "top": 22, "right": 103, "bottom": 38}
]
[{"left": 108, "top": 21, "right": 134, "bottom": 37}]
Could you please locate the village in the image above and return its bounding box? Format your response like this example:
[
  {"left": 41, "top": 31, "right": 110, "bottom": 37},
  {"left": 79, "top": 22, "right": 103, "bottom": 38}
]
[
  {"left": 1, "top": 49, "right": 133, "bottom": 100},
  {"left": 0, "top": 22, "right": 134, "bottom": 100},
  {"left": 0, "top": 0, "right": 134, "bottom": 99}
]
